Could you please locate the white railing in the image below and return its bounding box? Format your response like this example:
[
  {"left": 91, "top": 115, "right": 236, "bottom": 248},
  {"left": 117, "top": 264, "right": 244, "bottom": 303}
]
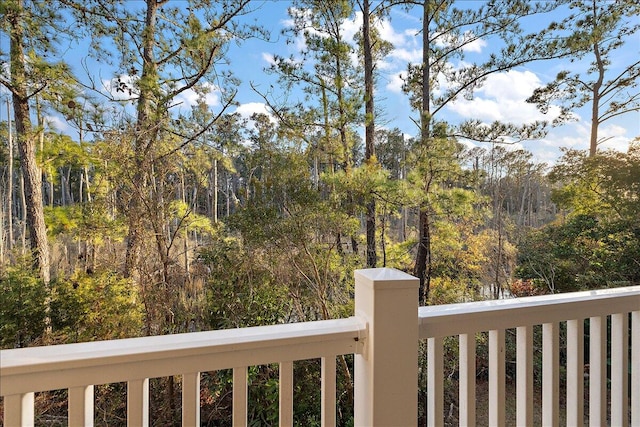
[
  {"left": 420, "top": 286, "right": 640, "bottom": 427},
  {"left": 0, "top": 268, "right": 419, "bottom": 427},
  {"left": 1, "top": 268, "right": 639, "bottom": 427}
]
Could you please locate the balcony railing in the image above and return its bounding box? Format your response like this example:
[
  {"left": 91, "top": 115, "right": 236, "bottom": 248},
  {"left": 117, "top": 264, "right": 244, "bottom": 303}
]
[{"left": 1, "top": 268, "right": 639, "bottom": 426}]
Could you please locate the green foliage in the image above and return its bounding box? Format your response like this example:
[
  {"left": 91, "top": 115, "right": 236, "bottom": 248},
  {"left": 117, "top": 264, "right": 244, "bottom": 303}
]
[
  {"left": 49, "top": 271, "right": 143, "bottom": 342},
  {"left": 517, "top": 145, "right": 640, "bottom": 292},
  {"left": 200, "top": 234, "right": 291, "bottom": 329},
  {"left": 45, "top": 204, "right": 126, "bottom": 243},
  {"left": 0, "top": 260, "right": 47, "bottom": 348},
  {"left": 517, "top": 214, "right": 640, "bottom": 292}
]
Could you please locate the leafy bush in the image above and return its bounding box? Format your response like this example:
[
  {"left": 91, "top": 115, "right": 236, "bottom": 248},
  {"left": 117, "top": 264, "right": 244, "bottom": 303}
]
[
  {"left": 0, "top": 261, "right": 47, "bottom": 348},
  {"left": 50, "top": 271, "right": 144, "bottom": 342}
]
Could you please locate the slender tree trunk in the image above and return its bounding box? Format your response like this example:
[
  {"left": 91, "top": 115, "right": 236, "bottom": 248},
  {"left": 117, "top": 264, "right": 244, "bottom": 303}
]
[
  {"left": 413, "top": 0, "right": 431, "bottom": 305},
  {"left": 589, "top": 0, "right": 604, "bottom": 158},
  {"left": 20, "top": 170, "right": 27, "bottom": 253},
  {"left": 363, "top": 0, "right": 376, "bottom": 268},
  {"left": 589, "top": 48, "right": 604, "bottom": 157},
  {"left": 9, "top": 0, "right": 50, "bottom": 284},
  {"left": 213, "top": 157, "right": 218, "bottom": 223},
  {"left": 125, "top": 0, "right": 160, "bottom": 278},
  {"left": 7, "top": 98, "right": 14, "bottom": 252}
]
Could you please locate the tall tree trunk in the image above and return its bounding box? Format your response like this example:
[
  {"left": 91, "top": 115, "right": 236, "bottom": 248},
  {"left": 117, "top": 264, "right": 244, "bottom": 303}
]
[
  {"left": 213, "top": 157, "right": 218, "bottom": 223},
  {"left": 8, "top": 0, "right": 50, "bottom": 284},
  {"left": 413, "top": 0, "right": 431, "bottom": 305},
  {"left": 125, "top": 0, "right": 160, "bottom": 278},
  {"left": 7, "top": 98, "right": 14, "bottom": 252},
  {"left": 20, "top": 169, "right": 27, "bottom": 253},
  {"left": 363, "top": 0, "right": 376, "bottom": 268}
]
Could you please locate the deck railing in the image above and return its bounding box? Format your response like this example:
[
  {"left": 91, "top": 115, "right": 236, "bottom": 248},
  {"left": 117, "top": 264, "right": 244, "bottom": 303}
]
[
  {"left": 1, "top": 268, "right": 639, "bottom": 426},
  {"left": 420, "top": 285, "right": 640, "bottom": 427}
]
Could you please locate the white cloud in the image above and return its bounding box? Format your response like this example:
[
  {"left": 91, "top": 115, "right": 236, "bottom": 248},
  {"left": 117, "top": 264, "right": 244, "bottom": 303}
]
[
  {"left": 386, "top": 72, "right": 405, "bottom": 94},
  {"left": 378, "top": 18, "right": 410, "bottom": 47},
  {"left": 262, "top": 52, "right": 276, "bottom": 66},
  {"left": 341, "top": 11, "right": 362, "bottom": 42},
  {"left": 389, "top": 47, "right": 422, "bottom": 64},
  {"left": 173, "top": 83, "right": 220, "bottom": 111},
  {"left": 235, "top": 102, "right": 274, "bottom": 122},
  {"left": 462, "top": 37, "right": 487, "bottom": 53},
  {"left": 45, "top": 115, "right": 73, "bottom": 134},
  {"left": 103, "top": 75, "right": 139, "bottom": 101},
  {"left": 477, "top": 70, "right": 542, "bottom": 101},
  {"left": 447, "top": 70, "right": 562, "bottom": 125},
  {"left": 598, "top": 123, "right": 631, "bottom": 152}
]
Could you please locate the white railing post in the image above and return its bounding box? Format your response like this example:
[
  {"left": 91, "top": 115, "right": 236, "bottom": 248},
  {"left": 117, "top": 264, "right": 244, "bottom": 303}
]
[
  {"left": 4, "top": 392, "right": 34, "bottom": 427},
  {"left": 589, "top": 316, "right": 607, "bottom": 427},
  {"left": 182, "top": 373, "right": 200, "bottom": 427},
  {"left": 488, "top": 329, "right": 505, "bottom": 427},
  {"left": 321, "top": 356, "right": 337, "bottom": 427},
  {"left": 459, "top": 333, "right": 476, "bottom": 426},
  {"left": 611, "top": 312, "right": 629, "bottom": 427},
  {"left": 233, "top": 366, "right": 248, "bottom": 427},
  {"left": 516, "top": 325, "right": 533, "bottom": 426},
  {"left": 279, "top": 361, "right": 294, "bottom": 427},
  {"left": 566, "top": 319, "right": 584, "bottom": 427},
  {"left": 127, "top": 378, "right": 149, "bottom": 427},
  {"left": 542, "top": 322, "right": 559, "bottom": 427},
  {"left": 353, "top": 268, "right": 419, "bottom": 427},
  {"left": 69, "top": 385, "right": 94, "bottom": 426}
]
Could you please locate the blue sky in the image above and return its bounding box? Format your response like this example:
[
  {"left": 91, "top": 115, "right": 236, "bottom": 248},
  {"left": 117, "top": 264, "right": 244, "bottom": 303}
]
[
  {"left": 224, "top": 1, "right": 639, "bottom": 165},
  {"left": 2, "top": 0, "right": 638, "bottom": 166}
]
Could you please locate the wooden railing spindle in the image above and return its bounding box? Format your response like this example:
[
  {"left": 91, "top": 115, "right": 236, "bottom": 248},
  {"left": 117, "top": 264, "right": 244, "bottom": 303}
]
[
  {"left": 321, "top": 356, "right": 337, "bottom": 427},
  {"left": 566, "top": 319, "right": 584, "bottom": 427},
  {"left": 489, "top": 329, "right": 505, "bottom": 427},
  {"left": 182, "top": 373, "right": 200, "bottom": 427},
  {"left": 127, "top": 378, "right": 149, "bottom": 427},
  {"left": 279, "top": 361, "right": 294, "bottom": 427},
  {"left": 427, "top": 336, "right": 444, "bottom": 427},
  {"left": 611, "top": 312, "right": 629, "bottom": 427},
  {"left": 233, "top": 367, "right": 248, "bottom": 427},
  {"left": 589, "top": 316, "right": 607, "bottom": 426},
  {"left": 516, "top": 325, "right": 533, "bottom": 426},
  {"left": 459, "top": 333, "right": 476, "bottom": 426},
  {"left": 542, "top": 322, "right": 559, "bottom": 427},
  {"left": 69, "top": 385, "right": 94, "bottom": 426}
]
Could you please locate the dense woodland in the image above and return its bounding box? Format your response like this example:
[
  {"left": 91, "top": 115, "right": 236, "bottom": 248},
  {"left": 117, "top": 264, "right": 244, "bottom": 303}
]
[{"left": 1, "top": 0, "right": 639, "bottom": 425}]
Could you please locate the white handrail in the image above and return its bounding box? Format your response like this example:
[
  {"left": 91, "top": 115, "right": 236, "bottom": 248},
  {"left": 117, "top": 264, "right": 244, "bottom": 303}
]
[
  {"left": 0, "top": 317, "right": 365, "bottom": 396},
  {"left": 419, "top": 285, "right": 640, "bottom": 338}
]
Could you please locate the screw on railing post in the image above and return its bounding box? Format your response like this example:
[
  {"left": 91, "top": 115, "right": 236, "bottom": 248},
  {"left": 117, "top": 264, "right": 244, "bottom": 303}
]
[{"left": 353, "top": 268, "right": 419, "bottom": 427}]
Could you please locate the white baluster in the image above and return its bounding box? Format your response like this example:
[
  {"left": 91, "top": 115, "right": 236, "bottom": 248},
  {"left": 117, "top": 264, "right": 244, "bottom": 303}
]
[
  {"left": 489, "top": 329, "right": 505, "bottom": 427},
  {"left": 427, "top": 336, "right": 444, "bottom": 427},
  {"left": 321, "top": 356, "right": 336, "bottom": 427},
  {"left": 4, "top": 392, "right": 34, "bottom": 427},
  {"left": 69, "top": 385, "right": 94, "bottom": 426},
  {"left": 566, "top": 319, "right": 584, "bottom": 427},
  {"left": 127, "top": 378, "right": 149, "bottom": 427},
  {"left": 589, "top": 316, "right": 606, "bottom": 426},
  {"left": 517, "top": 325, "right": 533, "bottom": 426},
  {"left": 279, "top": 361, "right": 293, "bottom": 427},
  {"left": 611, "top": 312, "right": 629, "bottom": 427},
  {"left": 542, "top": 322, "right": 559, "bottom": 427},
  {"left": 459, "top": 333, "right": 476, "bottom": 426},
  {"left": 233, "top": 367, "right": 248, "bottom": 427},
  {"left": 182, "top": 372, "right": 200, "bottom": 427}
]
